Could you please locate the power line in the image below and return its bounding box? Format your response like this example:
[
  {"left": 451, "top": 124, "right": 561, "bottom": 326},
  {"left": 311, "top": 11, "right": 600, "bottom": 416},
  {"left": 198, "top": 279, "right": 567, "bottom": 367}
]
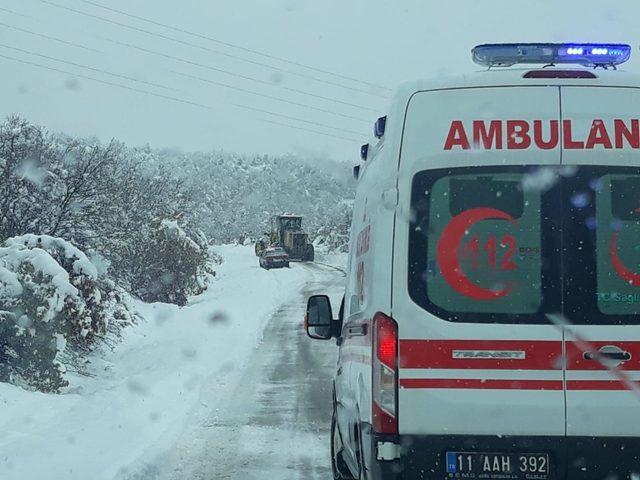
[
  {"left": 0, "top": 41, "right": 368, "bottom": 124},
  {"left": 172, "top": 70, "right": 369, "bottom": 124},
  {"left": 2, "top": 3, "right": 380, "bottom": 111},
  {"left": 262, "top": 119, "right": 360, "bottom": 143},
  {"left": 0, "top": 43, "right": 177, "bottom": 91},
  {"left": 100, "top": 37, "right": 379, "bottom": 113},
  {"left": 34, "top": 0, "right": 389, "bottom": 99},
  {"left": 0, "top": 52, "right": 365, "bottom": 141},
  {"left": 0, "top": 52, "right": 214, "bottom": 109},
  {"left": 0, "top": 17, "right": 103, "bottom": 54},
  {"left": 233, "top": 103, "right": 364, "bottom": 137},
  {"left": 76, "top": 0, "right": 392, "bottom": 92},
  {"left": 0, "top": 5, "right": 32, "bottom": 19}
]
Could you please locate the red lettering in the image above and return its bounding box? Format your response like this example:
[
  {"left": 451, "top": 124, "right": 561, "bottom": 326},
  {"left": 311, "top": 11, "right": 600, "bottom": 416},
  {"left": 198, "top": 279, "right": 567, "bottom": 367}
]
[
  {"left": 445, "top": 119, "right": 640, "bottom": 152},
  {"left": 472, "top": 120, "right": 503, "bottom": 149},
  {"left": 585, "top": 119, "right": 613, "bottom": 149},
  {"left": 562, "top": 120, "right": 584, "bottom": 149},
  {"left": 462, "top": 234, "right": 518, "bottom": 271},
  {"left": 444, "top": 121, "right": 470, "bottom": 150},
  {"left": 614, "top": 119, "right": 640, "bottom": 149},
  {"left": 533, "top": 120, "right": 559, "bottom": 150},
  {"left": 484, "top": 235, "right": 497, "bottom": 269},
  {"left": 463, "top": 236, "right": 480, "bottom": 270},
  {"left": 500, "top": 235, "right": 517, "bottom": 271},
  {"left": 506, "top": 120, "right": 531, "bottom": 149},
  {"left": 356, "top": 261, "right": 365, "bottom": 304},
  {"left": 356, "top": 225, "right": 370, "bottom": 257}
]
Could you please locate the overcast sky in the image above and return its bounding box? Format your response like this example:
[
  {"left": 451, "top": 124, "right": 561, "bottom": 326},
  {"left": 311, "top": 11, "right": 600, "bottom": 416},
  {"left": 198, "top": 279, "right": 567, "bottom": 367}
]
[{"left": 1, "top": 0, "right": 639, "bottom": 162}]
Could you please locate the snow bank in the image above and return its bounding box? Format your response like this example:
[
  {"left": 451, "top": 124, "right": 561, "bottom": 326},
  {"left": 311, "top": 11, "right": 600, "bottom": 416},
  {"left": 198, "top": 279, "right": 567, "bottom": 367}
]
[
  {"left": 0, "top": 245, "right": 310, "bottom": 480},
  {"left": 316, "top": 250, "right": 349, "bottom": 273}
]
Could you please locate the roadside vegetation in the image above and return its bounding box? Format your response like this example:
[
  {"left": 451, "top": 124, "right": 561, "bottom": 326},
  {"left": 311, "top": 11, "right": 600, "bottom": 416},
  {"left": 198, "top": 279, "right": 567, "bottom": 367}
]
[{"left": 0, "top": 115, "right": 352, "bottom": 392}]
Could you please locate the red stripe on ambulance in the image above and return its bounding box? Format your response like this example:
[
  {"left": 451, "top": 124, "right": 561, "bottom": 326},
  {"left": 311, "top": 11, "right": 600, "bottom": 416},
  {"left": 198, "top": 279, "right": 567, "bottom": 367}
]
[
  {"left": 400, "top": 378, "right": 563, "bottom": 390},
  {"left": 444, "top": 119, "right": 640, "bottom": 150},
  {"left": 399, "top": 339, "right": 563, "bottom": 370}
]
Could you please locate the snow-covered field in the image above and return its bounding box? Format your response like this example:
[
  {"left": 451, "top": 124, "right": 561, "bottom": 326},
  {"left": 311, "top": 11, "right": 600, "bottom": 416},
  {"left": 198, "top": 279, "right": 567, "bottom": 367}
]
[{"left": 0, "top": 245, "right": 342, "bottom": 480}]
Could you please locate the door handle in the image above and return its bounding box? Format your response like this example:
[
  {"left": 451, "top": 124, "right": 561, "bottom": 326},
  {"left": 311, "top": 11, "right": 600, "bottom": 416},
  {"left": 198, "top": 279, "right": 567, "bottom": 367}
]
[{"left": 584, "top": 346, "right": 632, "bottom": 362}]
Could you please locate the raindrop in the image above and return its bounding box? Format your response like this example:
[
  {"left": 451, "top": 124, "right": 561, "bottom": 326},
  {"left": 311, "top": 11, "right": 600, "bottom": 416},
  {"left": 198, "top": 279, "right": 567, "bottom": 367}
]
[
  {"left": 589, "top": 177, "right": 604, "bottom": 192},
  {"left": 610, "top": 218, "right": 623, "bottom": 231},
  {"left": 208, "top": 311, "right": 229, "bottom": 325},
  {"left": 64, "top": 78, "right": 81, "bottom": 91},
  {"left": 182, "top": 347, "right": 197, "bottom": 360},
  {"left": 571, "top": 192, "right": 589, "bottom": 208},
  {"left": 269, "top": 72, "right": 284, "bottom": 85},
  {"left": 126, "top": 379, "right": 149, "bottom": 396}
]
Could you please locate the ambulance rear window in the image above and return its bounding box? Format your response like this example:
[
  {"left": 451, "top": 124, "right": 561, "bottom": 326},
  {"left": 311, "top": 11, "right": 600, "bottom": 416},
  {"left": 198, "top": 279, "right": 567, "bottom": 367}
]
[
  {"left": 593, "top": 173, "right": 640, "bottom": 315},
  {"left": 409, "top": 165, "right": 640, "bottom": 325},
  {"left": 409, "top": 167, "right": 544, "bottom": 323}
]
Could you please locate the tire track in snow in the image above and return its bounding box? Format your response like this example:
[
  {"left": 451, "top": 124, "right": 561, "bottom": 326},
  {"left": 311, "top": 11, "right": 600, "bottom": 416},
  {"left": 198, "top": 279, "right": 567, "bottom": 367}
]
[{"left": 123, "top": 262, "right": 342, "bottom": 480}]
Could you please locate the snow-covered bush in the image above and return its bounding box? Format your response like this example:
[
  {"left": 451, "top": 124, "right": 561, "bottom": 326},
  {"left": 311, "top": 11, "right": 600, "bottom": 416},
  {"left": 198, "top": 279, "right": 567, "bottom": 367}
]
[
  {"left": 129, "top": 221, "right": 216, "bottom": 306},
  {"left": 0, "top": 235, "right": 137, "bottom": 392},
  {"left": 0, "top": 244, "right": 73, "bottom": 391}
]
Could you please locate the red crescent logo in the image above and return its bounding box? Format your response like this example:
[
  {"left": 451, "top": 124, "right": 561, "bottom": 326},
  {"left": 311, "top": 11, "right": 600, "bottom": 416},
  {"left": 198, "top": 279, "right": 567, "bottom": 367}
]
[
  {"left": 610, "top": 232, "right": 640, "bottom": 286},
  {"left": 436, "top": 207, "right": 516, "bottom": 301}
]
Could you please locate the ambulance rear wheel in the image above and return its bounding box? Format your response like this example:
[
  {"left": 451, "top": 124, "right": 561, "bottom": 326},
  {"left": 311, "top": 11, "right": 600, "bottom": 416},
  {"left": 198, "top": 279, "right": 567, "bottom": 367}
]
[{"left": 331, "top": 407, "right": 355, "bottom": 480}]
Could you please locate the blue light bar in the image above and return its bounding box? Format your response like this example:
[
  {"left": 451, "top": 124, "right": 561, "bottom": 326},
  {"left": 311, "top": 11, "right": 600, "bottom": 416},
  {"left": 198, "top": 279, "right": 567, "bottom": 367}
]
[{"left": 472, "top": 43, "right": 631, "bottom": 68}]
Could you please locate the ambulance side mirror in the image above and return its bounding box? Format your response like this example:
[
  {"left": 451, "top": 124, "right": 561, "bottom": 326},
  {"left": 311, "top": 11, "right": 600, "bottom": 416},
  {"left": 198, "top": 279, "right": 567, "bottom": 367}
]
[{"left": 305, "top": 295, "right": 334, "bottom": 340}]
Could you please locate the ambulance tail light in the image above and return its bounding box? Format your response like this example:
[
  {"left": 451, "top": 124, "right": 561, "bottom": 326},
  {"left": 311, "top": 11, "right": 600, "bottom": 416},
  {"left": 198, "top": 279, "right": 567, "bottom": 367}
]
[{"left": 372, "top": 312, "right": 398, "bottom": 435}]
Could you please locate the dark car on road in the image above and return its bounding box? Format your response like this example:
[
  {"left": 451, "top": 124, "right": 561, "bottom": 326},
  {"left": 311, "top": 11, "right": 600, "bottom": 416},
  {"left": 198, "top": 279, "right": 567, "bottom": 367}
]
[{"left": 259, "top": 247, "right": 290, "bottom": 269}]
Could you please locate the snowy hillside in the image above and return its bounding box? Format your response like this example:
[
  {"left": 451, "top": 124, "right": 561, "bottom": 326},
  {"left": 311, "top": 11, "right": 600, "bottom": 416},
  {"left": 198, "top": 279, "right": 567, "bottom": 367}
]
[{"left": 152, "top": 148, "right": 355, "bottom": 243}]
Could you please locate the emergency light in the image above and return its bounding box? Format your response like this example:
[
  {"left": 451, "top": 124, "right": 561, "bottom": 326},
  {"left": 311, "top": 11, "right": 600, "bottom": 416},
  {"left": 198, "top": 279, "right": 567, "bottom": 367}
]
[
  {"left": 360, "top": 143, "right": 369, "bottom": 161},
  {"left": 374, "top": 116, "right": 387, "bottom": 138},
  {"left": 472, "top": 43, "right": 631, "bottom": 68}
]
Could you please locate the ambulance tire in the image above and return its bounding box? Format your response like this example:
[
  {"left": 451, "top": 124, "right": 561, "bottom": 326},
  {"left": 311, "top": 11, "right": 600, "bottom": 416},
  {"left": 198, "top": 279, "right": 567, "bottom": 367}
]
[{"left": 331, "top": 407, "right": 355, "bottom": 480}]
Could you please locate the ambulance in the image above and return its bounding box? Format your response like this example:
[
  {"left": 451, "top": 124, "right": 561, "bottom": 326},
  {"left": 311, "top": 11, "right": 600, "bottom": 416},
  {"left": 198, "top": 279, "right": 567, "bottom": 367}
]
[{"left": 305, "top": 44, "right": 640, "bottom": 480}]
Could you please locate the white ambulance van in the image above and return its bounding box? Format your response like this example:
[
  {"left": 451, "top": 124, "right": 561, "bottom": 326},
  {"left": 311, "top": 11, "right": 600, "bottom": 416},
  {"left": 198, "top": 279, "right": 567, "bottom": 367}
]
[{"left": 305, "top": 44, "right": 640, "bottom": 480}]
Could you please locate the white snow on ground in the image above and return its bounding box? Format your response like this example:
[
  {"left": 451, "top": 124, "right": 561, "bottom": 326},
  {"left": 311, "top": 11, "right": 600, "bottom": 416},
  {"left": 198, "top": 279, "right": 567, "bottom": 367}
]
[{"left": 0, "top": 245, "right": 327, "bottom": 480}]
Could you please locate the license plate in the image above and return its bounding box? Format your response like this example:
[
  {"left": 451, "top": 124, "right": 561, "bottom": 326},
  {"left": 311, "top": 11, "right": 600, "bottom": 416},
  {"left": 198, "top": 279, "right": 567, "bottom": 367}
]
[{"left": 445, "top": 452, "right": 550, "bottom": 480}]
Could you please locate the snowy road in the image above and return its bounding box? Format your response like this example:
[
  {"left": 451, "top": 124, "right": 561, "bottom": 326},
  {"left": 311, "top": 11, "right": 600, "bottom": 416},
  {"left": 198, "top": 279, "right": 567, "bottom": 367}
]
[
  {"left": 0, "top": 247, "right": 344, "bottom": 480},
  {"left": 131, "top": 262, "right": 342, "bottom": 480}
]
